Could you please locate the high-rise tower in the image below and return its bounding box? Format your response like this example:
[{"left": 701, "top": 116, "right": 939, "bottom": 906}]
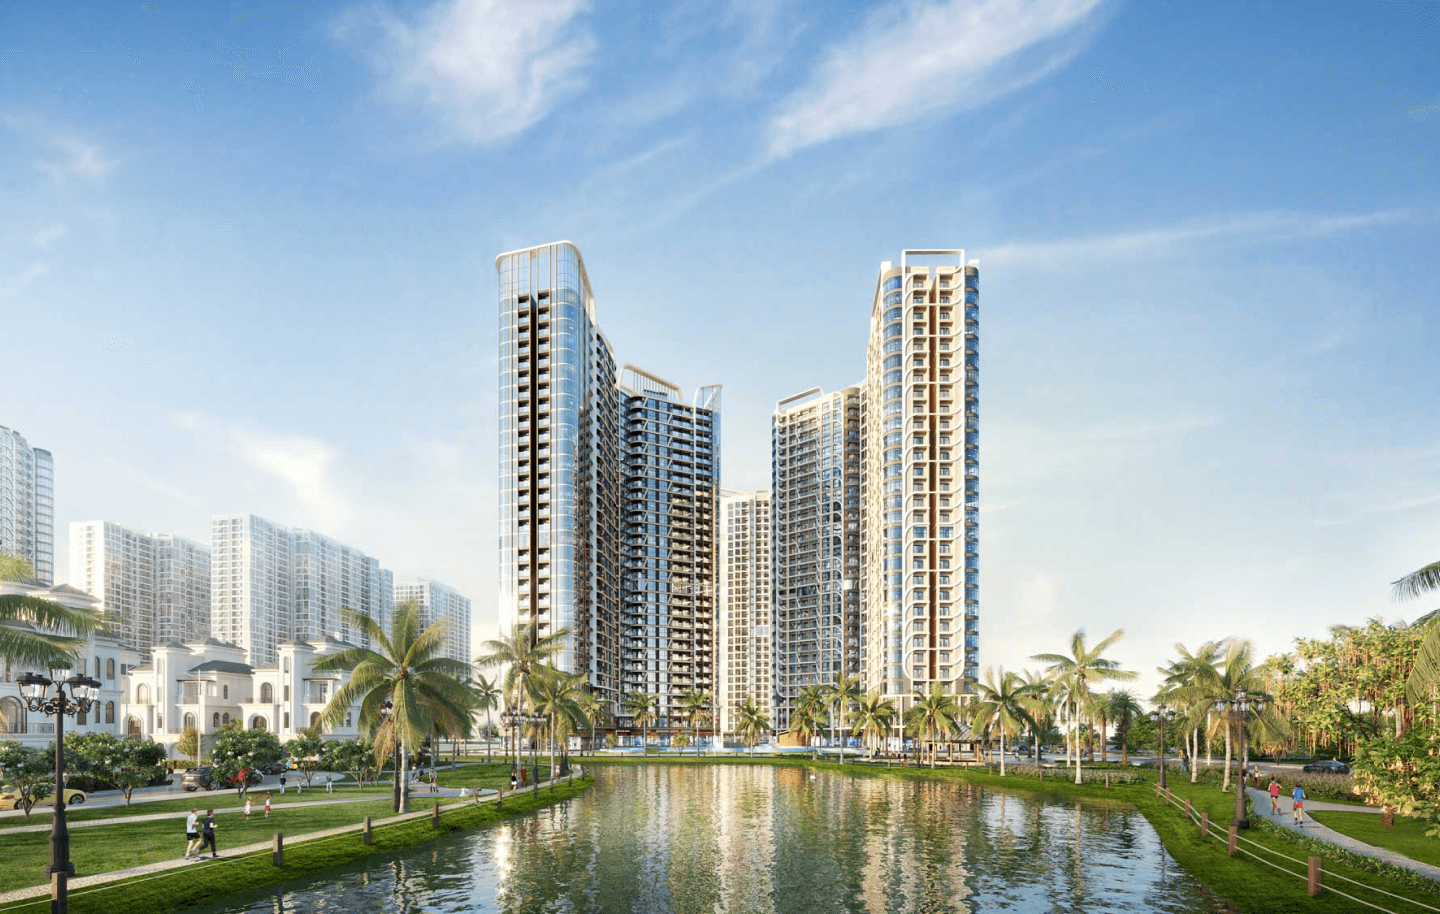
[
  {"left": 0, "top": 426, "right": 54, "bottom": 584},
  {"left": 496, "top": 242, "right": 623, "bottom": 711},
  {"left": 718, "top": 490, "right": 772, "bottom": 736},
  {"left": 862, "top": 251, "right": 980, "bottom": 720},
  {"left": 771, "top": 386, "right": 862, "bottom": 730}
]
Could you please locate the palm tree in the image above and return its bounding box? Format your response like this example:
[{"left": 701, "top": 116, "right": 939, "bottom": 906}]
[
  {"left": 1393, "top": 562, "right": 1440, "bottom": 707},
  {"left": 678, "top": 688, "right": 713, "bottom": 754},
  {"left": 790, "top": 702, "right": 826, "bottom": 760},
  {"left": 473, "top": 674, "right": 501, "bottom": 762},
  {"left": 905, "top": 684, "right": 964, "bottom": 767},
  {"left": 0, "top": 552, "right": 105, "bottom": 668},
  {"left": 1018, "top": 668, "right": 1055, "bottom": 761},
  {"left": 475, "top": 623, "right": 570, "bottom": 776},
  {"left": 577, "top": 690, "right": 610, "bottom": 755},
  {"left": 314, "top": 601, "right": 474, "bottom": 813},
  {"left": 1033, "top": 628, "right": 1137, "bottom": 784},
  {"left": 625, "top": 691, "right": 658, "bottom": 751},
  {"left": 851, "top": 692, "right": 898, "bottom": 759},
  {"left": 529, "top": 668, "right": 587, "bottom": 779},
  {"left": 826, "top": 673, "right": 862, "bottom": 764},
  {"left": 794, "top": 684, "right": 830, "bottom": 756},
  {"left": 968, "top": 667, "right": 1042, "bottom": 776},
  {"left": 1180, "top": 639, "right": 1282, "bottom": 792},
  {"left": 1158, "top": 640, "right": 1225, "bottom": 782},
  {"left": 1106, "top": 689, "right": 1145, "bottom": 766},
  {"left": 735, "top": 696, "right": 770, "bottom": 755}
]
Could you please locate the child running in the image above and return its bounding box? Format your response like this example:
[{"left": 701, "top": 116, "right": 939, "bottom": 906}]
[{"left": 264, "top": 791, "right": 273, "bottom": 818}]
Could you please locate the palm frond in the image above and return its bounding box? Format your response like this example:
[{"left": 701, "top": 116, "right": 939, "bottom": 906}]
[
  {"left": 1405, "top": 621, "right": 1440, "bottom": 706},
  {"left": 1392, "top": 561, "right": 1440, "bottom": 602}
]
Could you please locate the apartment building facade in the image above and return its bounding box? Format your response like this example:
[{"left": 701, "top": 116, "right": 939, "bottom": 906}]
[
  {"left": 0, "top": 425, "right": 54, "bottom": 584},
  {"left": 718, "top": 489, "right": 771, "bottom": 736},
  {"left": 393, "top": 577, "right": 473, "bottom": 665}
]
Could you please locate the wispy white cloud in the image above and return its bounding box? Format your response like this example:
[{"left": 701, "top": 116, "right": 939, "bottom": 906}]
[
  {"left": 985, "top": 207, "right": 1427, "bottom": 269},
  {"left": 335, "top": 0, "right": 593, "bottom": 146},
  {"left": 36, "top": 137, "right": 115, "bottom": 182},
  {"left": 32, "top": 224, "right": 67, "bottom": 248},
  {"left": 0, "top": 261, "right": 52, "bottom": 298},
  {"left": 766, "top": 0, "right": 1106, "bottom": 160}
]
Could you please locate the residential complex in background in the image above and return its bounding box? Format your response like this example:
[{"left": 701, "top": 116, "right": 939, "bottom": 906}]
[
  {"left": 212, "top": 514, "right": 394, "bottom": 666},
  {"left": 394, "top": 576, "right": 473, "bottom": 664},
  {"left": 771, "top": 386, "right": 862, "bottom": 730},
  {"left": 862, "top": 251, "right": 981, "bottom": 715},
  {"left": 69, "top": 521, "right": 211, "bottom": 659},
  {"left": 0, "top": 425, "right": 54, "bottom": 585},
  {"left": 718, "top": 489, "right": 771, "bottom": 736}
]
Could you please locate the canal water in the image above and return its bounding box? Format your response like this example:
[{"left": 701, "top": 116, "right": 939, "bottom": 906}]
[{"left": 196, "top": 764, "right": 1226, "bottom": 913}]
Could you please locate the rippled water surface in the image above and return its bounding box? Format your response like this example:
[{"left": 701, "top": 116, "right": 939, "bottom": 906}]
[{"left": 198, "top": 765, "right": 1225, "bottom": 913}]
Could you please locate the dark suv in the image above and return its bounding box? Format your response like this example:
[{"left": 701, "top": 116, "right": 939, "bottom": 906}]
[{"left": 181, "top": 766, "right": 216, "bottom": 791}]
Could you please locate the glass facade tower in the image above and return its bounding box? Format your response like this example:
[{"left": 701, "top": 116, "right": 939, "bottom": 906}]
[
  {"left": 771, "top": 386, "right": 862, "bottom": 730},
  {"left": 862, "top": 251, "right": 980, "bottom": 720},
  {"left": 0, "top": 426, "right": 54, "bottom": 584},
  {"left": 619, "top": 367, "right": 720, "bottom": 730}
]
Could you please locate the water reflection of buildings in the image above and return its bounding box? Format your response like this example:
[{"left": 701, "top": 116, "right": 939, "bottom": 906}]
[{"left": 714, "top": 765, "right": 778, "bottom": 911}]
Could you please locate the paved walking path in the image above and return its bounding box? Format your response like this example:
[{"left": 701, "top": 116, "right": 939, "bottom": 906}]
[
  {"left": 0, "top": 778, "right": 572, "bottom": 907},
  {"left": 1245, "top": 787, "right": 1440, "bottom": 883}
]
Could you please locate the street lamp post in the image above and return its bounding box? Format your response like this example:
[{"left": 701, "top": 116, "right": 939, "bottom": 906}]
[
  {"left": 1148, "top": 704, "right": 1177, "bottom": 790},
  {"left": 499, "top": 709, "right": 545, "bottom": 793},
  {"left": 1214, "top": 686, "right": 1267, "bottom": 829},
  {"left": 16, "top": 671, "right": 101, "bottom": 914}
]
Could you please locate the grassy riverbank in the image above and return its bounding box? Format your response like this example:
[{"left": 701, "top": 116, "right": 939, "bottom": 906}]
[
  {"left": 0, "top": 777, "right": 590, "bottom": 914},
  {"left": 1309, "top": 810, "right": 1440, "bottom": 868},
  {"left": 582, "top": 756, "right": 1438, "bottom": 914}
]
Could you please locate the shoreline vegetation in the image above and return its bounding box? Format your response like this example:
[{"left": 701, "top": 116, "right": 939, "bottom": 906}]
[
  {"left": 583, "top": 755, "right": 1439, "bottom": 914},
  {"left": 0, "top": 775, "right": 591, "bottom": 914}
]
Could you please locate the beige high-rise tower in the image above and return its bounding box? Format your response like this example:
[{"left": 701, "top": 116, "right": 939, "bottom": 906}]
[
  {"left": 862, "top": 250, "right": 980, "bottom": 732},
  {"left": 718, "top": 489, "right": 771, "bottom": 736}
]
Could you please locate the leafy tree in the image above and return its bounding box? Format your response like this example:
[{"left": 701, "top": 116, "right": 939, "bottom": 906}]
[
  {"left": 64, "top": 732, "right": 166, "bottom": 804},
  {"left": 625, "top": 692, "right": 659, "bottom": 750},
  {"left": 1105, "top": 690, "right": 1144, "bottom": 766},
  {"left": 323, "top": 737, "right": 379, "bottom": 789},
  {"left": 826, "top": 673, "right": 862, "bottom": 764},
  {"left": 476, "top": 623, "right": 569, "bottom": 775},
  {"left": 176, "top": 726, "right": 200, "bottom": 763},
  {"left": 1033, "top": 628, "right": 1136, "bottom": 783},
  {"left": 0, "top": 551, "right": 105, "bottom": 668},
  {"left": 968, "top": 667, "right": 1042, "bottom": 776},
  {"left": 210, "top": 724, "right": 282, "bottom": 801},
  {"left": 905, "top": 684, "right": 964, "bottom": 768},
  {"left": 529, "top": 667, "right": 587, "bottom": 778},
  {"left": 316, "top": 602, "right": 475, "bottom": 813},
  {"left": 678, "top": 688, "right": 713, "bottom": 752},
  {"left": 284, "top": 731, "right": 326, "bottom": 786},
  {"left": 851, "top": 692, "right": 897, "bottom": 759},
  {"left": 1352, "top": 723, "right": 1440, "bottom": 834},
  {"left": 673, "top": 733, "right": 691, "bottom": 748},
  {"left": 0, "top": 742, "right": 54, "bottom": 815},
  {"left": 735, "top": 696, "right": 770, "bottom": 755}
]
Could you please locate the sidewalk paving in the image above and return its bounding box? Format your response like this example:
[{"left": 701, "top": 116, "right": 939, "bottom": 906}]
[
  {"left": 1245, "top": 787, "right": 1440, "bottom": 883},
  {"left": 0, "top": 779, "right": 565, "bottom": 907}
]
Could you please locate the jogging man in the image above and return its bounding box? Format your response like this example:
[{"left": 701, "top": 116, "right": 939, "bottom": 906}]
[{"left": 1292, "top": 784, "right": 1306, "bottom": 825}]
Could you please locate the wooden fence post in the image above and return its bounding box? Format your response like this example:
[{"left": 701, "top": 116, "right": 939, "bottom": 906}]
[
  {"left": 432, "top": 803, "right": 441, "bottom": 827},
  {"left": 1105, "top": 772, "right": 1110, "bottom": 788},
  {"left": 1166, "top": 787, "right": 1173, "bottom": 806},
  {"left": 1154, "top": 781, "right": 1161, "bottom": 798},
  {"left": 273, "top": 833, "right": 284, "bottom": 867},
  {"left": 1227, "top": 825, "right": 1238, "bottom": 857},
  {"left": 1308, "top": 856, "right": 1322, "bottom": 896},
  {"left": 362, "top": 816, "right": 372, "bottom": 846},
  {"left": 1382, "top": 807, "right": 1395, "bottom": 827},
  {"left": 1200, "top": 812, "right": 1209, "bottom": 837},
  {"left": 1184, "top": 797, "right": 1192, "bottom": 819}
]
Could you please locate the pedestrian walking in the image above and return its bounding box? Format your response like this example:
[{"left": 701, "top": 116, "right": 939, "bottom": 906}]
[
  {"left": 183, "top": 808, "right": 201, "bottom": 859},
  {"left": 326, "top": 774, "right": 333, "bottom": 793},
  {"left": 429, "top": 771, "right": 438, "bottom": 794},
  {"left": 1268, "top": 778, "right": 1281, "bottom": 815},
  {"left": 279, "top": 772, "right": 287, "bottom": 794},
  {"left": 297, "top": 778, "right": 304, "bottom": 794},
  {"left": 264, "top": 792, "right": 273, "bottom": 818},
  {"left": 1292, "top": 784, "right": 1306, "bottom": 826},
  {"left": 243, "top": 796, "right": 253, "bottom": 820},
  {"left": 199, "top": 808, "right": 219, "bottom": 858},
  {"left": 509, "top": 768, "right": 517, "bottom": 791}
]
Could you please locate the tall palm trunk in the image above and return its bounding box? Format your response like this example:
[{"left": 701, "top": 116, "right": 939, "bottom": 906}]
[
  {"left": 1189, "top": 727, "right": 1199, "bottom": 783},
  {"left": 1221, "top": 723, "right": 1233, "bottom": 791},
  {"left": 999, "top": 729, "right": 1007, "bottom": 777},
  {"left": 486, "top": 706, "right": 493, "bottom": 762},
  {"left": 399, "top": 739, "right": 411, "bottom": 813},
  {"left": 1205, "top": 711, "right": 1213, "bottom": 768}
]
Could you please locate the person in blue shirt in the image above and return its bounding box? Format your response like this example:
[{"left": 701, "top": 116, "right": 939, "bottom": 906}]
[{"left": 1292, "top": 784, "right": 1306, "bottom": 825}]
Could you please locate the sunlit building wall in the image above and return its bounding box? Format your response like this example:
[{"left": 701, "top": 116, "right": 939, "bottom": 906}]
[
  {"left": 0, "top": 425, "right": 53, "bottom": 584},
  {"left": 718, "top": 489, "right": 771, "bottom": 736}
]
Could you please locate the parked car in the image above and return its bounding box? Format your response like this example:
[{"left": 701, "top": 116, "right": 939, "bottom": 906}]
[
  {"left": 181, "top": 766, "right": 216, "bottom": 791},
  {"left": 1014, "top": 745, "right": 1032, "bottom": 757},
  {"left": 1302, "top": 760, "right": 1351, "bottom": 775},
  {"left": 1, "top": 786, "right": 87, "bottom": 809},
  {"left": 259, "top": 762, "right": 287, "bottom": 776}
]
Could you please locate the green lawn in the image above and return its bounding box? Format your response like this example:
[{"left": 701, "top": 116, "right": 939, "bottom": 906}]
[
  {"left": 433, "top": 761, "right": 550, "bottom": 791},
  {"left": 1309, "top": 810, "right": 1440, "bottom": 867}
]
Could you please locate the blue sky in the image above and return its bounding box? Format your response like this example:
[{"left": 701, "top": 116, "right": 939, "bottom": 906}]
[{"left": 3, "top": 0, "right": 1437, "bottom": 696}]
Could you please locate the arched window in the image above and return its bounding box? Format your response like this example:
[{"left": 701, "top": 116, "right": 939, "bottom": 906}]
[
  {"left": 223, "top": 685, "right": 229, "bottom": 700},
  {"left": 105, "top": 701, "right": 115, "bottom": 724},
  {"left": 0, "top": 696, "right": 24, "bottom": 734},
  {"left": 106, "top": 658, "right": 115, "bottom": 680},
  {"left": 309, "top": 712, "right": 320, "bottom": 730},
  {"left": 137, "top": 683, "right": 150, "bottom": 704},
  {"left": 261, "top": 683, "right": 274, "bottom": 703},
  {"left": 94, "top": 656, "right": 101, "bottom": 678},
  {"left": 77, "top": 706, "right": 88, "bottom": 726},
  {"left": 125, "top": 716, "right": 142, "bottom": 739},
  {"left": 212, "top": 712, "right": 220, "bottom": 728},
  {"left": 251, "top": 715, "right": 268, "bottom": 731},
  {"left": 222, "top": 713, "right": 230, "bottom": 726},
  {"left": 183, "top": 712, "right": 197, "bottom": 731}
]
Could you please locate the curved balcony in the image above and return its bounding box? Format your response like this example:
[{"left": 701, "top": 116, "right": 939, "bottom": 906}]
[
  {"left": 965, "top": 432, "right": 979, "bottom": 447},
  {"left": 965, "top": 556, "right": 979, "bottom": 572},
  {"left": 965, "top": 572, "right": 979, "bottom": 587},
  {"left": 885, "top": 276, "right": 904, "bottom": 292},
  {"left": 965, "top": 291, "right": 979, "bottom": 305},
  {"left": 965, "top": 307, "right": 979, "bottom": 323},
  {"left": 964, "top": 510, "right": 978, "bottom": 527}
]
